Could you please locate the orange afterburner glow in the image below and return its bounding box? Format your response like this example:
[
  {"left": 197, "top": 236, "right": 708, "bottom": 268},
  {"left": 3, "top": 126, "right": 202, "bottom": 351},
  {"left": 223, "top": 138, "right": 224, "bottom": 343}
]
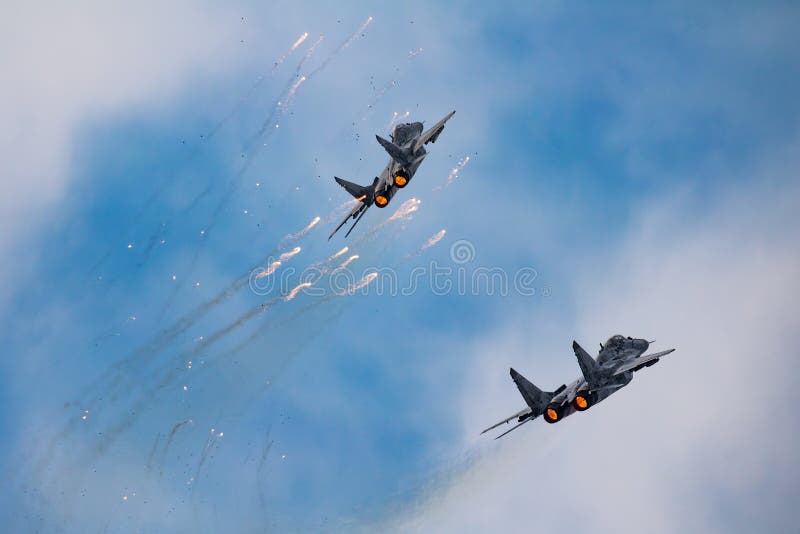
[
  {"left": 546, "top": 408, "right": 559, "bottom": 422},
  {"left": 375, "top": 195, "right": 388, "bottom": 206},
  {"left": 575, "top": 395, "right": 588, "bottom": 409},
  {"left": 394, "top": 174, "right": 408, "bottom": 187}
]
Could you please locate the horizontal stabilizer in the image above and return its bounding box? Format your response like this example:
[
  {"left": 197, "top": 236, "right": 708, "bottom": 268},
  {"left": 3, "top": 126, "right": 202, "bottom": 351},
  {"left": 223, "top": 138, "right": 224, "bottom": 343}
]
[
  {"left": 335, "top": 176, "right": 373, "bottom": 201},
  {"left": 510, "top": 368, "right": 553, "bottom": 413},
  {"left": 329, "top": 176, "right": 379, "bottom": 239},
  {"left": 480, "top": 369, "right": 555, "bottom": 439}
]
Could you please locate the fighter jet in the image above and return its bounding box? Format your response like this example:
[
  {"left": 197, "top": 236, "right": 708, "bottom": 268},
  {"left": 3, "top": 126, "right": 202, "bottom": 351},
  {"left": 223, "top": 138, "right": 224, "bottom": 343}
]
[
  {"left": 481, "top": 335, "right": 676, "bottom": 439},
  {"left": 329, "top": 111, "right": 456, "bottom": 239}
]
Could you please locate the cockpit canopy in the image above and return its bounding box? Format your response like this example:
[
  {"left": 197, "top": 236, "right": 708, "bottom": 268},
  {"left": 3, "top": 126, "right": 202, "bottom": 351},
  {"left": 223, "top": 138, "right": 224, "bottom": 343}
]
[
  {"left": 605, "top": 335, "right": 626, "bottom": 348},
  {"left": 391, "top": 122, "right": 423, "bottom": 145}
]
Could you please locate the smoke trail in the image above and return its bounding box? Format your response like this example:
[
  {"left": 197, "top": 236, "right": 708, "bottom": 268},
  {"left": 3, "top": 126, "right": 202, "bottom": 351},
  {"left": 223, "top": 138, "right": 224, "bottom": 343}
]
[
  {"left": 273, "top": 32, "right": 309, "bottom": 71},
  {"left": 421, "top": 229, "right": 447, "bottom": 251},
  {"left": 436, "top": 155, "right": 471, "bottom": 191},
  {"left": 338, "top": 272, "right": 378, "bottom": 295},
  {"left": 403, "top": 229, "right": 447, "bottom": 262},
  {"left": 255, "top": 246, "right": 302, "bottom": 279},
  {"left": 388, "top": 198, "right": 421, "bottom": 222},
  {"left": 359, "top": 48, "right": 423, "bottom": 124},
  {"left": 256, "top": 433, "right": 273, "bottom": 509},
  {"left": 193, "top": 428, "right": 225, "bottom": 486},
  {"left": 346, "top": 198, "right": 422, "bottom": 249},
  {"left": 248, "top": 35, "right": 324, "bottom": 150},
  {"left": 327, "top": 246, "right": 349, "bottom": 262},
  {"left": 283, "top": 282, "right": 313, "bottom": 302},
  {"left": 322, "top": 198, "right": 365, "bottom": 225},
  {"left": 145, "top": 432, "right": 161, "bottom": 472},
  {"left": 332, "top": 254, "right": 359, "bottom": 273},
  {"left": 154, "top": 419, "right": 194, "bottom": 478},
  {"left": 205, "top": 32, "right": 310, "bottom": 144},
  {"left": 89, "top": 33, "right": 311, "bottom": 277},
  {"left": 280, "top": 216, "right": 320, "bottom": 247},
  {"left": 306, "top": 17, "right": 373, "bottom": 80},
  {"left": 408, "top": 47, "right": 424, "bottom": 59}
]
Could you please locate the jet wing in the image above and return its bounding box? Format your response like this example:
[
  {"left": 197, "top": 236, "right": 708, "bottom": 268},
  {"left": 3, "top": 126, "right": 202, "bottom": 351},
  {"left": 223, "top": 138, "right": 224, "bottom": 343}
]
[
  {"left": 480, "top": 407, "right": 532, "bottom": 435},
  {"left": 414, "top": 110, "right": 456, "bottom": 150},
  {"left": 613, "top": 348, "right": 676, "bottom": 376}
]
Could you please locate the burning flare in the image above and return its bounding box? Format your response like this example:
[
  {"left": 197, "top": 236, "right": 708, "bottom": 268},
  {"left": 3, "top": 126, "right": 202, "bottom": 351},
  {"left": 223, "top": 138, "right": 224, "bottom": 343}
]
[
  {"left": 388, "top": 198, "right": 421, "bottom": 222},
  {"left": 421, "top": 229, "right": 447, "bottom": 250},
  {"left": 278, "top": 246, "right": 302, "bottom": 262},
  {"left": 328, "top": 246, "right": 349, "bottom": 262},
  {"left": 287, "top": 216, "right": 320, "bottom": 240},
  {"left": 439, "top": 156, "right": 471, "bottom": 190},
  {"left": 283, "top": 282, "right": 313, "bottom": 302},
  {"left": 339, "top": 272, "right": 378, "bottom": 295},
  {"left": 255, "top": 247, "right": 302, "bottom": 278},
  {"left": 273, "top": 32, "right": 309, "bottom": 71},
  {"left": 333, "top": 254, "right": 360, "bottom": 272}
]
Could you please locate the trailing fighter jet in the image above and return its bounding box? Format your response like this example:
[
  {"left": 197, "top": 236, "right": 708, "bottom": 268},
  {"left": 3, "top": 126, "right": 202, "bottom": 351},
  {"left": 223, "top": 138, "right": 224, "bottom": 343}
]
[
  {"left": 481, "top": 335, "right": 676, "bottom": 439},
  {"left": 329, "top": 111, "right": 456, "bottom": 239}
]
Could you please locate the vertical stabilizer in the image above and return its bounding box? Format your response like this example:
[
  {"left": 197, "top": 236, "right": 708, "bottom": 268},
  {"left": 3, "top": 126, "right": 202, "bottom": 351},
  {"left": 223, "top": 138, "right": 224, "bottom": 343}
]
[{"left": 572, "top": 341, "right": 602, "bottom": 388}]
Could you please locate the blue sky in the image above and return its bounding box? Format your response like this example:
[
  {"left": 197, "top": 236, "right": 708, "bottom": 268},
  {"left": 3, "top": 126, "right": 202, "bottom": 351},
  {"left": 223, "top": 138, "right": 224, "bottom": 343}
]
[{"left": 1, "top": 2, "right": 799, "bottom": 532}]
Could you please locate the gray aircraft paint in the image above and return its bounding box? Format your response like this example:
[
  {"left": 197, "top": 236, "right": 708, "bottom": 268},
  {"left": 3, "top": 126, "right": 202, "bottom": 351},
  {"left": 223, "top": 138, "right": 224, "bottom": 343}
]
[
  {"left": 482, "top": 335, "right": 676, "bottom": 438},
  {"left": 329, "top": 111, "right": 456, "bottom": 239}
]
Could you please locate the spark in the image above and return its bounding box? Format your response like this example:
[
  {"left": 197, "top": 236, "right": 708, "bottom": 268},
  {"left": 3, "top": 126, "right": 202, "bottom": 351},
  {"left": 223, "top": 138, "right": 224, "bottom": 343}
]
[
  {"left": 283, "top": 282, "right": 313, "bottom": 302},
  {"left": 421, "top": 229, "right": 447, "bottom": 250},
  {"left": 408, "top": 47, "right": 424, "bottom": 58},
  {"left": 127, "top": 244, "right": 133, "bottom": 249},
  {"left": 182, "top": 385, "right": 188, "bottom": 391},
  {"left": 171, "top": 275, "right": 177, "bottom": 281},
  {"left": 194, "top": 281, "right": 201, "bottom": 287}
]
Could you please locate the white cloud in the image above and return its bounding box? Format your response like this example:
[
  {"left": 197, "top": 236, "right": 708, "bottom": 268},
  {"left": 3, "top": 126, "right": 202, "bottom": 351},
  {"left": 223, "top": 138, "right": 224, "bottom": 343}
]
[
  {"left": 382, "top": 147, "right": 800, "bottom": 533},
  {"left": 0, "top": 2, "right": 251, "bottom": 309}
]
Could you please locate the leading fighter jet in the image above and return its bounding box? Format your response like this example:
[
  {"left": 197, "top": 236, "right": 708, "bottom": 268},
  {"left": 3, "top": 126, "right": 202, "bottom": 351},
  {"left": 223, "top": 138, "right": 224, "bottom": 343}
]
[
  {"left": 481, "top": 335, "right": 676, "bottom": 439},
  {"left": 329, "top": 111, "right": 456, "bottom": 239}
]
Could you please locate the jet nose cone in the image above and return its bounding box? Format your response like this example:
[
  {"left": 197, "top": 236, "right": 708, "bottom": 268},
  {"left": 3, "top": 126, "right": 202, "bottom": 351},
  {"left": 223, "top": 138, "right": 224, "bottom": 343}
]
[{"left": 634, "top": 339, "right": 649, "bottom": 351}]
